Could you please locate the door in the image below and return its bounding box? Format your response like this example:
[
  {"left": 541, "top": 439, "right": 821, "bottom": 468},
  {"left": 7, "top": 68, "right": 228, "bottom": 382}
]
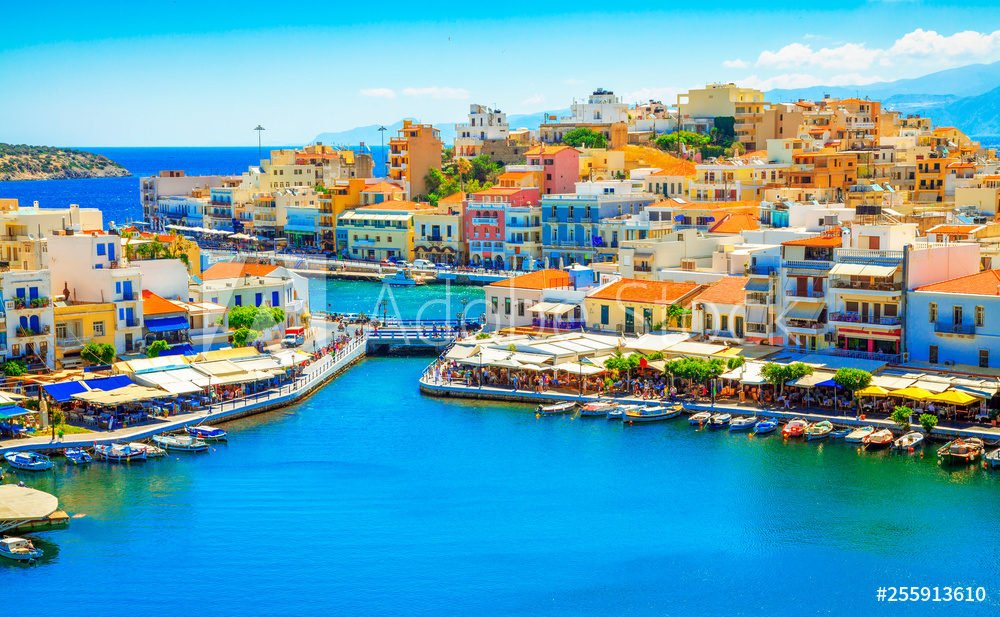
[
  {"left": 796, "top": 277, "right": 808, "bottom": 297},
  {"left": 873, "top": 304, "right": 881, "bottom": 323},
  {"left": 812, "top": 276, "right": 823, "bottom": 296},
  {"left": 861, "top": 302, "right": 870, "bottom": 323},
  {"left": 108, "top": 241, "right": 116, "bottom": 262},
  {"left": 735, "top": 316, "right": 744, "bottom": 338},
  {"left": 123, "top": 280, "right": 133, "bottom": 301},
  {"left": 125, "top": 307, "right": 134, "bottom": 327},
  {"left": 625, "top": 307, "right": 635, "bottom": 333},
  {"left": 953, "top": 305, "right": 962, "bottom": 325}
]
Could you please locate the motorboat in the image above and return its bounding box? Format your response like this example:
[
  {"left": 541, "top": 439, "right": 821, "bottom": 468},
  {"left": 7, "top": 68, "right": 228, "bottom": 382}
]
[
  {"left": 845, "top": 426, "right": 875, "bottom": 443},
  {"left": 805, "top": 420, "right": 834, "bottom": 441},
  {"left": 830, "top": 428, "right": 851, "bottom": 439},
  {"left": 937, "top": 438, "right": 985, "bottom": 464},
  {"left": 893, "top": 432, "right": 925, "bottom": 451},
  {"left": 708, "top": 413, "right": 731, "bottom": 427},
  {"left": 128, "top": 442, "right": 166, "bottom": 458},
  {"left": 625, "top": 405, "right": 683, "bottom": 422},
  {"left": 3, "top": 452, "right": 53, "bottom": 471},
  {"left": 382, "top": 269, "right": 421, "bottom": 286},
  {"left": 95, "top": 444, "right": 147, "bottom": 462},
  {"left": 580, "top": 402, "right": 616, "bottom": 417},
  {"left": 729, "top": 416, "right": 757, "bottom": 431},
  {"left": 153, "top": 434, "right": 209, "bottom": 452},
  {"left": 752, "top": 419, "right": 778, "bottom": 434},
  {"left": 185, "top": 425, "right": 228, "bottom": 441},
  {"left": 781, "top": 418, "right": 808, "bottom": 438},
  {"left": 985, "top": 448, "right": 1000, "bottom": 469},
  {"left": 0, "top": 537, "right": 42, "bottom": 562},
  {"left": 608, "top": 404, "right": 640, "bottom": 420},
  {"left": 688, "top": 411, "right": 712, "bottom": 425},
  {"left": 863, "top": 428, "right": 894, "bottom": 449},
  {"left": 64, "top": 448, "right": 92, "bottom": 465},
  {"left": 536, "top": 401, "right": 576, "bottom": 416}
]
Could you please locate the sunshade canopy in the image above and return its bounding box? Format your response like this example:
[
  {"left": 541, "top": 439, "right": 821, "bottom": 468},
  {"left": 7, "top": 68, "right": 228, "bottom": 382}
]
[
  {"left": 144, "top": 316, "right": 190, "bottom": 333},
  {"left": 928, "top": 390, "right": 983, "bottom": 405},
  {"left": 891, "top": 386, "right": 933, "bottom": 401},
  {"left": 856, "top": 385, "right": 890, "bottom": 397}
]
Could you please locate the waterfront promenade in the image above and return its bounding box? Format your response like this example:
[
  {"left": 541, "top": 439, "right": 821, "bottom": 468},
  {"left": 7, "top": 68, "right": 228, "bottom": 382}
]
[{"left": 0, "top": 335, "right": 367, "bottom": 454}]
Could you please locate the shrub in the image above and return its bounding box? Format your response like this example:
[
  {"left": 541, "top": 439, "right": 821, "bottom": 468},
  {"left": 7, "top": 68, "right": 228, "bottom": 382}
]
[
  {"left": 891, "top": 406, "right": 912, "bottom": 429},
  {"left": 919, "top": 413, "right": 938, "bottom": 433}
]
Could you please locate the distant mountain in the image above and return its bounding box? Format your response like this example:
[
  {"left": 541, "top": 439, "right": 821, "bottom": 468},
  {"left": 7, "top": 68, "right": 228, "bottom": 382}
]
[{"left": 900, "top": 85, "right": 1000, "bottom": 137}]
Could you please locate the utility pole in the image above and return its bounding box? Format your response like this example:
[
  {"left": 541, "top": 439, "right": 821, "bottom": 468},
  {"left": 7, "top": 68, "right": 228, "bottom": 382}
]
[{"left": 254, "top": 125, "right": 265, "bottom": 162}]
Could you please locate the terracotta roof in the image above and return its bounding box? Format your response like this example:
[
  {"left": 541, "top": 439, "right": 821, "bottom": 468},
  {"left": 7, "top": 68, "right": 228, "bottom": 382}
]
[
  {"left": 357, "top": 200, "right": 436, "bottom": 211},
  {"left": 649, "top": 160, "right": 697, "bottom": 177},
  {"left": 525, "top": 145, "right": 577, "bottom": 156},
  {"left": 587, "top": 278, "right": 702, "bottom": 305},
  {"left": 438, "top": 192, "right": 466, "bottom": 204},
  {"left": 472, "top": 187, "right": 523, "bottom": 196},
  {"left": 142, "top": 290, "right": 187, "bottom": 316},
  {"left": 709, "top": 213, "right": 759, "bottom": 234},
  {"left": 926, "top": 224, "right": 982, "bottom": 235},
  {"left": 487, "top": 269, "right": 570, "bottom": 291},
  {"left": 499, "top": 171, "right": 535, "bottom": 179},
  {"left": 781, "top": 236, "right": 843, "bottom": 247},
  {"left": 653, "top": 199, "right": 760, "bottom": 212},
  {"left": 361, "top": 182, "right": 405, "bottom": 193},
  {"left": 695, "top": 276, "right": 748, "bottom": 305},
  {"left": 202, "top": 262, "right": 279, "bottom": 281},
  {"left": 915, "top": 270, "right": 1000, "bottom": 296}
]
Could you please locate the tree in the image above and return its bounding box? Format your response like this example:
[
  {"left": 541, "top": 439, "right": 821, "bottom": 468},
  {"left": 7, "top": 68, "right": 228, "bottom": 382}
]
[
  {"left": 665, "top": 304, "right": 691, "bottom": 329},
  {"left": 761, "top": 361, "right": 813, "bottom": 396},
  {"left": 271, "top": 307, "right": 286, "bottom": 327},
  {"left": 2, "top": 360, "right": 25, "bottom": 377},
  {"left": 655, "top": 130, "right": 710, "bottom": 152},
  {"left": 726, "top": 355, "right": 746, "bottom": 371},
  {"left": 891, "top": 406, "right": 913, "bottom": 429},
  {"left": 232, "top": 326, "right": 261, "bottom": 348},
  {"left": 919, "top": 413, "right": 938, "bottom": 433},
  {"left": 833, "top": 368, "right": 872, "bottom": 401},
  {"left": 562, "top": 127, "right": 607, "bottom": 149},
  {"left": 146, "top": 340, "right": 170, "bottom": 358},
  {"left": 229, "top": 305, "right": 277, "bottom": 333},
  {"left": 81, "top": 342, "right": 116, "bottom": 366}
]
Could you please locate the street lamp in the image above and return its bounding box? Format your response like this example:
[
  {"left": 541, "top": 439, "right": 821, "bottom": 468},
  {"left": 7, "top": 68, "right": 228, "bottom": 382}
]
[
  {"left": 380, "top": 299, "right": 388, "bottom": 324},
  {"left": 254, "top": 125, "right": 265, "bottom": 162},
  {"left": 378, "top": 126, "right": 387, "bottom": 177}
]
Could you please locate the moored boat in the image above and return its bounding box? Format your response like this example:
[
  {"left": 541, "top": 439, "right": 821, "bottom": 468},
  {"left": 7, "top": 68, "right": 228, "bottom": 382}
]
[
  {"left": 186, "top": 425, "right": 227, "bottom": 441},
  {"left": 0, "top": 537, "right": 43, "bottom": 562},
  {"left": 781, "top": 418, "right": 808, "bottom": 438},
  {"left": 893, "top": 432, "right": 925, "bottom": 451},
  {"left": 3, "top": 452, "right": 53, "bottom": 471},
  {"left": 845, "top": 426, "right": 875, "bottom": 443},
  {"left": 537, "top": 401, "right": 576, "bottom": 415},
  {"left": 805, "top": 420, "right": 834, "bottom": 441},
  {"left": 382, "top": 269, "right": 421, "bottom": 286},
  {"left": 153, "top": 434, "right": 209, "bottom": 452},
  {"left": 625, "top": 405, "right": 682, "bottom": 422},
  {"left": 830, "top": 428, "right": 851, "bottom": 439},
  {"left": 729, "top": 416, "right": 757, "bottom": 431},
  {"left": 95, "top": 444, "right": 147, "bottom": 462},
  {"left": 688, "top": 411, "right": 712, "bottom": 425},
  {"left": 863, "top": 428, "right": 894, "bottom": 449},
  {"left": 708, "top": 413, "right": 731, "bottom": 427},
  {"left": 752, "top": 419, "right": 778, "bottom": 434},
  {"left": 64, "top": 448, "right": 92, "bottom": 465},
  {"left": 984, "top": 448, "right": 1000, "bottom": 469},
  {"left": 128, "top": 442, "right": 166, "bottom": 458},
  {"left": 580, "top": 402, "right": 616, "bottom": 417},
  {"left": 937, "top": 438, "right": 984, "bottom": 464}
]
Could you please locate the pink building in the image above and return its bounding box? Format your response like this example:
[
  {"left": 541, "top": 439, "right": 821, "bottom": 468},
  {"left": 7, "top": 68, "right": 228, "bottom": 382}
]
[
  {"left": 524, "top": 145, "right": 579, "bottom": 195},
  {"left": 463, "top": 187, "right": 540, "bottom": 268}
]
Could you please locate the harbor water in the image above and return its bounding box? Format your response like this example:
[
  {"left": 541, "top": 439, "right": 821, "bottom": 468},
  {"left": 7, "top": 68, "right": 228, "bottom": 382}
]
[{"left": 4, "top": 280, "right": 1000, "bottom": 615}]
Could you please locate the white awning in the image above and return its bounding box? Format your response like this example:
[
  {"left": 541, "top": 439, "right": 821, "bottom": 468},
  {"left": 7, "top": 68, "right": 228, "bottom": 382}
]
[
  {"left": 830, "top": 263, "right": 866, "bottom": 276},
  {"left": 553, "top": 362, "right": 605, "bottom": 375},
  {"left": 158, "top": 380, "right": 204, "bottom": 394},
  {"left": 860, "top": 265, "right": 898, "bottom": 277},
  {"left": 545, "top": 303, "right": 578, "bottom": 315},
  {"left": 784, "top": 302, "right": 824, "bottom": 320},
  {"left": 528, "top": 302, "right": 557, "bottom": 314},
  {"left": 789, "top": 370, "right": 836, "bottom": 388},
  {"left": 746, "top": 306, "right": 768, "bottom": 324}
]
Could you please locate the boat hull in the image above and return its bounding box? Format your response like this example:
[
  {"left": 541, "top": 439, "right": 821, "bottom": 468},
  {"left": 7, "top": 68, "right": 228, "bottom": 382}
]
[
  {"left": 626, "top": 408, "right": 682, "bottom": 422},
  {"left": 752, "top": 422, "right": 777, "bottom": 434},
  {"left": 0, "top": 548, "right": 43, "bottom": 562},
  {"left": 3, "top": 453, "right": 53, "bottom": 471}
]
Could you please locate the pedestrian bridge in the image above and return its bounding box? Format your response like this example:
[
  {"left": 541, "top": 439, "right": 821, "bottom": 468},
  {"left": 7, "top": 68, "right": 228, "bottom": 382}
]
[{"left": 366, "top": 319, "right": 477, "bottom": 355}]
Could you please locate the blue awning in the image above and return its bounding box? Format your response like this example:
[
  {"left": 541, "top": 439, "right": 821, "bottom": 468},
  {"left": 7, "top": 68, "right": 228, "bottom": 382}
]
[
  {"left": 84, "top": 375, "right": 134, "bottom": 391},
  {"left": 159, "top": 343, "right": 194, "bottom": 357},
  {"left": 744, "top": 278, "right": 771, "bottom": 292},
  {"left": 0, "top": 406, "right": 33, "bottom": 419},
  {"left": 43, "top": 381, "right": 89, "bottom": 403},
  {"left": 145, "top": 316, "right": 189, "bottom": 333}
]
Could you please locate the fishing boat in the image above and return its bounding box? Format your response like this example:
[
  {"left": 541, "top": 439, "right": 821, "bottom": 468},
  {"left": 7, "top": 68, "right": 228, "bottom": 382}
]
[
  {"left": 536, "top": 401, "right": 576, "bottom": 415},
  {"left": 3, "top": 452, "right": 53, "bottom": 471},
  {"left": 752, "top": 419, "right": 778, "bottom": 434},
  {"left": 781, "top": 418, "right": 808, "bottom": 438},
  {"left": 580, "top": 402, "right": 616, "bottom": 417},
  {"left": 937, "top": 438, "right": 985, "bottom": 464},
  {"left": 95, "top": 444, "right": 147, "bottom": 462},
  {"left": 625, "top": 405, "right": 683, "bottom": 422},
  {"left": 863, "top": 428, "right": 894, "bottom": 449},
  {"left": 805, "top": 420, "right": 834, "bottom": 441},
  {"left": 185, "top": 425, "right": 227, "bottom": 441},
  {"left": 985, "top": 449, "right": 1000, "bottom": 469},
  {"left": 0, "top": 537, "right": 43, "bottom": 562},
  {"left": 729, "top": 416, "right": 757, "bottom": 431},
  {"left": 708, "top": 413, "right": 731, "bottom": 427},
  {"left": 893, "top": 432, "right": 925, "bottom": 451},
  {"left": 844, "top": 426, "right": 875, "bottom": 443},
  {"left": 381, "top": 269, "right": 422, "bottom": 286},
  {"left": 608, "top": 404, "right": 640, "bottom": 420},
  {"left": 153, "top": 434, "right": 209, "bottom": 452},
  {"left": 830, "top": 428, "right": 851, "bottom": 439},
  {"left": 688, "top": 411, "right": 712, "bottom": 425},
  {"left": 64, "top": 448, "right": 92, "bottom": 465},
  {"left": 128, "top": 442, "right": 166, "bottom": 458}
]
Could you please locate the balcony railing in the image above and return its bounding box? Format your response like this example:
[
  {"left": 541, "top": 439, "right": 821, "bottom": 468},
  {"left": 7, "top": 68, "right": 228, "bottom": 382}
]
[
  {"left": 633, "top": 265, "right": 652, "bottom": 273},
  {"left": 125, "top": 318, "right": 141, "bottom": 328},
  {"left": 56, "top": 334, "right": 92, "bottom": 349},
  {"left": 745, "top": 295, "right": 775, "bottom": 305},
  {"left": 831, "top": 280, "right": 902, "bottom": 292},
  {"left": 784, "top": 260, "right": 832, "bottom": 270},
  {"left": 825, "top": 348, "right": 901, "bottom": 364},
  {"left": 834, "top": 248, "right": 904, "bottom": 263},
  {"left": 829, "top": 313, "right": 902, "bottom": 326},
  {"left": 747, "top": 265, "right": 776, "bottom": 276},
  {"left": 784, "top": 319, "right": 824, "bottom": 330},
  {"left": 11, "top": 297, "right": 50, "bottom": 310},
  {"left": 472, "top": 218, "right": 500, "bottom": 225},
  {"left": 531, "top": 318, "right": 585, "bottom": 330},
  {"left": 119, "top": 291, "right": 138, "bottom": 301},
  {"left": 935, "top": 322, "right": 976, "bottom": 335},
  {"left": 785, "top": 289, "right": 825, "bottom": 298}
]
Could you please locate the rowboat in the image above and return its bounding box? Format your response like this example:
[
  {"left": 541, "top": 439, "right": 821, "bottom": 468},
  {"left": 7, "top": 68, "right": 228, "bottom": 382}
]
[
  {"left": 937, "top": 438, "right": 984, "bottom": 464},
  {"left": 153, "top": 434, "right": 209, "bottom": 452},
  {"left": 625, "top": 405, "right": 682, "bottom": 422},
  {"left": 729, "top": 416, "right": 757, "bottom": 431},
  {"left": 688, "top": 411, "right": 712, "bottom": 425},
  {"left": 708, "top": 413, "right": 731, "bottom": 427},
  {"left": 0, "top": 537, "right": 43, "bottom": 562},
  {"left": 3, "top": 452, "right": 53, "bottom": 471},
  {"left": 95, "top": 444, "right": 147, "bottom": 462},
  {"left": 128, "top": 442, "right": 166, "bottom": 458},
  {"left": 985, "top": 449, "right": 1000, "bottom": 469},
  {"left": 186, "top": 425, "right": 227, "bottom": 441},
  {"left": 537, "top": 401, "right": 576, "bottom": 415},
  {"left": 830, "top": 428, "right": 851, "bottom": 439},
  {"left": 805, "top": 420, "right": 834, "bottom": 441},
  {"left": 752, "top": 420, "right": 778, "bottom": 434},
  {"left": 893, "top": 432, "right": 925, "bottom": 451},
  {"left": 863, "top": 428, "right": 894, "bottom": 449},
  {"left": 64, "top": 448, "right": 92, "bottom": 465},
  {"left": 844, "top": 426, "right": 875, "bottom": 443},
  {"left": 781, "top": 418, "right": 808, "bottom": 438},
  {"left": 580, "top": 402, "right": 616, "bottom": 417}
]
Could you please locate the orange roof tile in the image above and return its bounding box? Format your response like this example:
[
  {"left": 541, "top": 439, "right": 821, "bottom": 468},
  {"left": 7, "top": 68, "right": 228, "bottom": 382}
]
[
  {"left": 695, "top": 276, "right": 748, "bottom": 305},
  {"left": 781, "top": 236, "right": 843, "bottom": 247},
  {"left": 915, "top": 270, "right": 1000, "bottom": 296},
  {"left": 438, "top": 192, "right": 466, "bottom": 203},
  {"left": 487, "top": 269, "right": 570, "bottom": 291},
  {"left": 361, "top": 182, "right": 405, "bottom": 193},
  {"left": 202, "top": 262, "right": 279, "bottom": 281},
  {"left": 653, "top": 199, "right": 760, "bottom": 212},
  {"left": 926, "top": 224, "right": 982, "bottom": 235},
  {"left": 357, "top": 200, "right": 436, "bottom": 211},
  {"left": 587, "top": 279, "right": 703, "bottom": 305},
  {"left": 142, "top": 290, "right": 188, "bottom": 316},
  {"left": 709, "top": 213, "right": 759, "bottom": 234},
  {"left": 499, "top": 171, "right": 535, "bottom": 179},
  {"left": 525, "top": 145, "right": 577, "bottom": 156},
  {"left": 650, "top": 160, "right": 697, "bottom": 177}
]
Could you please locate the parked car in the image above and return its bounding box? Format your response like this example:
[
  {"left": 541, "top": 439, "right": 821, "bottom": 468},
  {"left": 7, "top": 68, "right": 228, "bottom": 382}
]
[
  {"left": 434, "top": 262, "right": 453, "bottom": 270},
  {"left": 379, "top": 260, "right": 394, "bottom": 267},
  {"left": 412, "top": 259, "right": 434, "bottom": 270},
  {"left": 281, "top": 332, "right": 304, "bottom": 348}
]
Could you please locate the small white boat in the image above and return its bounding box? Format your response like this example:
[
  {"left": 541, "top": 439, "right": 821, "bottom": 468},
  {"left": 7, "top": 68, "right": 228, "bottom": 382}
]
[
  {"left": 536, "top": 401, "right": 576, "bottom": 415},
  {"left": 708, "top": 413, "right": 732, "bottom": 427},
  {"left": 625, "top": 405, "right": 683, "bottom": 422},
  {"left": 153, "top": 434, "right": 209, "bottom": 452},
  {"left": 845, "top": 426, "right": 875, "bottom": 443},
  {"left": 64, "top": 448, "right": 92, "bottom": 465},
  {"left": 688, "top": 411, "right": 712, "bottom": 425},
  {"left": 863, "top": 428, "right": 894, "bottom": 449},
  {"left": 186, "top": 425, "right": 227, "bottom": 441},
  {"left": 729, "top": 416, "right": 757, "bottom": 431},
  {"left": 985, "top": 448, "right": 1000, "bottom": 469},
  {"left": 382, "top": 269, "right": 422, "bottom": 286},
  {"left": 0, "top": 537, "right": 43, "bottom": 562},
  {"left": 893, "top": 432, "right": 925, "bottom": 451},
  {"left": 95, "top": 444, "right": 147, "bottom": 462},
  {"left": 3, "top": 452, "right": 53, "bottom": 471},
  {"left": 128, "top": 442, "right": 166, "bottom": 458},
  {"left": 580, "top": 402, "right": 616, "bottom": 417}
]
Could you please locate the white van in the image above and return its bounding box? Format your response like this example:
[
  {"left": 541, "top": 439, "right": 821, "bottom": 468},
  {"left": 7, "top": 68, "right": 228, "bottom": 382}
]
[{"left": 412, "top": 259, "right": 435, "bottom": 270}]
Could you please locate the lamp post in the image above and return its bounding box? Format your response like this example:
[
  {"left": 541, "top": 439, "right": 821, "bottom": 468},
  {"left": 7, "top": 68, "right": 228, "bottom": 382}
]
[
  {"left": 380, "top": 299, "right": 388, "bottom": 324},
  {"left": 254, "top": 125, "right": 265, "bottom": 162},
  {"left": 378, "top": 126, "right": 387, "bottom": 177}
]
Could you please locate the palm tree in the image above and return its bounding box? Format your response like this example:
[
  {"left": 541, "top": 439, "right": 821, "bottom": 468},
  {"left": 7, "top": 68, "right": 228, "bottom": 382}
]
[{"left": 665, "top": 304, "right": 691, "bottom": 330}]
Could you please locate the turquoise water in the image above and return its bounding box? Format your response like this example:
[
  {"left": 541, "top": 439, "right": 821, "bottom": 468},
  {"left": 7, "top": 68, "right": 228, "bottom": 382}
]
[{"left": 4, "top": 284, "right": 1000, "bottom": 615}]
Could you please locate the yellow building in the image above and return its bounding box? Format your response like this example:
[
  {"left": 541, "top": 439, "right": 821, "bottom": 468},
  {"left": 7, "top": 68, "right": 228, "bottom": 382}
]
[
  {"left": 338, "top": 200, "right": 438, "bottom": 261},
  {"left": 914, "top": 156, "right": 955, "bottom": 203},
  {"left": 578, "top": 148, "right": 625, "bottom": 181},
  {"left": 318, "top": 179, "right": 369, "bottom": 254},
  {"left": 389, "top": 121, "right": 443, "bottom": 199},
  {"left": 52, "top": 300, "right": 117, "bottom": 369},
  {"left": 677, "top": 84, "right": 769, "bottom": 147},
  {"left": 584, "top": 278, "right": 704, "bottom": 335}
]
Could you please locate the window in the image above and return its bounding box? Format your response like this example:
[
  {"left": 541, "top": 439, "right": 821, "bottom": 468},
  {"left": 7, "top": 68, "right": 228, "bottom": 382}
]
[
  {"left": 118, "top": 308, "right": 124, "bottom": 321},
  {"left": 953, "top": 305, "right": 962, "bottom": 325},
  {"left": 705, "top": 313, "right": 713, "bottom": 330},
  {"left": 504, "top": 298, "right": 511, "bottom": 315},
  {"left": 643, "top": 308, "right": 653, "bottom": 329},
  {"left": 928, "top": 302, "right": 937, "bottom": 323},
  {"left": 97, "top": 243, "right": 105, "bottom": 256},
  {"left": 976, "top": 305, "right": 985, "bottom": 327},
  {"left": 928, "top": 345, "right": 938, "bottom": 364},
  {"left": 491, "top": 297, "right": 498, "bottom": 313},
  {"left": 235, "top": 295, "right": 242, "bottom": 307},
  {"left": 56, "top": 324, "right": 67, "bottom": 339},
  {"left": 600, "top": 304, "right": 609, "bottom": 325},
  {"left": 720, "top": 315, "right": 729, "bottom": 332},
  {"left": 981, "top": 349, "right": 990, "bottom": 368},
  {"left": 518, "top": 300, "right": 524, "bottom": 316},
  {"left": 551, "top": 205, "right": 557, "bottom": 217},
  {"left": 116, "top": 281, "right": 122, "bottom": 294}
]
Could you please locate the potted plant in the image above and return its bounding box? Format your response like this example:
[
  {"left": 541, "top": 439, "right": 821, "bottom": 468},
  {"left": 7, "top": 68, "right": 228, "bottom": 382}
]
[{"left": 919, "top": 413, "right": 938, "bottom": 434}]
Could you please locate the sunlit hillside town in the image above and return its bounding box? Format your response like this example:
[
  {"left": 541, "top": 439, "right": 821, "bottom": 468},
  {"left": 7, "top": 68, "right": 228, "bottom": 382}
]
[{"left": 5, "top": 83, "right": 1000, "bottom": 442}]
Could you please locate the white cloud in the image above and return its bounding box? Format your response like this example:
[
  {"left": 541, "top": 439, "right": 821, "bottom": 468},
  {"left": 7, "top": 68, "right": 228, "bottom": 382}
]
[
  {"left": 521, "top": 93, "right": 545, "bottom": 105},
  {"left": 757, "top": 42, "right": 880, "bottom": 70},
  {"left": 621, "top": 86, "right": 683, "bottom": 103},
  {"left": 400, "top": 87, "right": 469, "bottom": 100},
  {"left": 359, "top": 88, "right": 395, "bottom": 98},
  {"left": 723, "top": 59, "right": 748, "bottom": 69},
  {"left": 738, "top": 73, "right": 886, "bottom": 91},
  {"left": 887, "top": 29, "right": 1000, "bottom": 59}
]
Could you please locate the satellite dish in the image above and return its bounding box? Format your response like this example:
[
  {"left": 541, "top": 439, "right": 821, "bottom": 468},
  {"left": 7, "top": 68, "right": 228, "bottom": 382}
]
[{"left": 28, "top": 233, "right": 35, "bottom": 241}]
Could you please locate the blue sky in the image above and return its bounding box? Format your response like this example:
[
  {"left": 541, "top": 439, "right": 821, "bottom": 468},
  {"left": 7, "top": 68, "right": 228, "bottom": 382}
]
[{"left": 2, "top": 1, "right": 1000, "bottom": 146}]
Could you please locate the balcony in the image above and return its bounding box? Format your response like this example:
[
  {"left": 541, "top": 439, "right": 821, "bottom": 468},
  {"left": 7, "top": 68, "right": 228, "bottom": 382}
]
[
  {"left": 15, "top": 325, "right": 50, "bottom": 338},
  {"left": 783, "top": 260, "right": 833, "bottom": 271},
  {"left": 830, "top": 280, "right": 902, "bottom": 292},
  {"left": 829, "top": 313, "right": 902, "bottom": 327},
  {"left": 9, "top": 297, "right": 50, "bottom": 311},
  {"left": 846, "top": 122, "right": 876, "bottom": 130},
  {"left": 119, "top": 291, "right": 139, "bottom": 302},
  {"left": 633, "top": 265, "right": 652, "bottom": 273},
  {"left": 124, "top": 318, "right": 141, "bottom": 328},
  {"left": 935, "top": 322, "right": 976, "bottom": 335},
  {"left": 784, "top": 319, "right": 824, "bottom": 330},
  {"left": 56, "top": 333, "right": 92, "bottom": 350},
  {"left": 745, "top": 295, "right": 775, "bottom": 305},
  {"left": 785, "top": 289, "right": 825, "bottom": 299},
  {"left": 531, "top": 318, "right": 585, "bottom": 330},
  {"left": 354, "top": 239, "right": 376, "bottom": 248},
  {"left": 826, "top": 348, "right": 901, "bottom": 364},
  {"left": 834, "top": 248, "right": 904, "bottom": 264},
  {"left": 472, "top": 218, "right": 499, "bottom": 226},
  {"left": 747, "top": 265, "right": 776, "bottom": 276}
]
